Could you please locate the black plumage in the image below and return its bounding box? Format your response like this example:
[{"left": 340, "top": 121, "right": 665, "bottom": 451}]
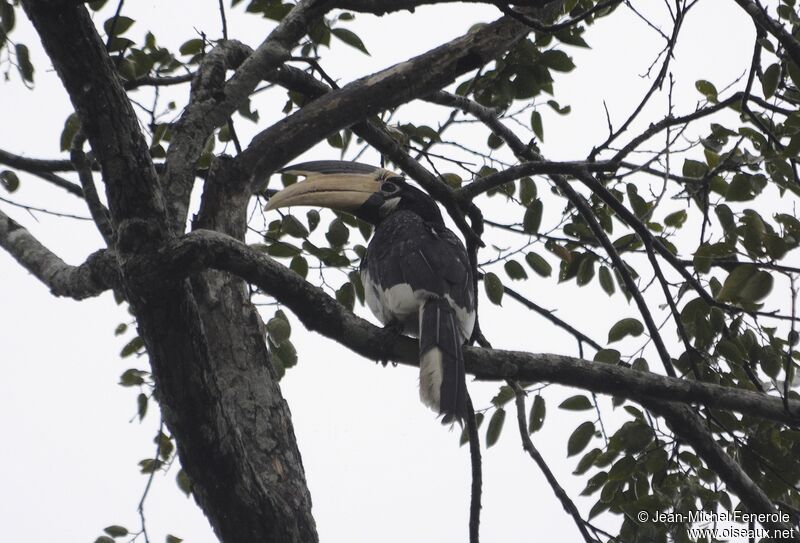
[{"left": 267, "top": 161, "right": 476, "bottom": 423}]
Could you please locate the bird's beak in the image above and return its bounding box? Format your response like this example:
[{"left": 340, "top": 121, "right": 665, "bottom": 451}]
[{"left": 265, "top": 172, "right": 381, "bottom": 212}]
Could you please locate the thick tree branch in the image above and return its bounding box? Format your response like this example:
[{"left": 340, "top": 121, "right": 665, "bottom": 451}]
[
  {"left": 238, "top": 15, "right": 530, "bottom": 182},
  {"left": 0, "top": 208, "right": 118, "bottom": 298},
  {"left": 732, "top": 0, "right": 800, "bottom": 68},
  {"left": 163, "top": 0, "right": 331, "bottom": 231},
  {"left": 334, "top": 0, "right": 559, "bottom": 15},
  {"left": 122, "top": 228, "right": 800, "bottom": 426},
  {"left": 21, "top": 4, "right": 319, "bottom": 541}
]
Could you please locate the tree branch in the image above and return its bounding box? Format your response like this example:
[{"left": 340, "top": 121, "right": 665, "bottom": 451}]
[
  {"left": 120, "top": 228, "right": 800, "bottom": 426},
  {"left": 0, "top": 148, "right": 85, "bottom": 197},
  {"left": 731, "top": 0, "right": 800, "bottom": 68},
  {"left": 238, "top": 15, "right": 530, "bottom": 182},
  {"left": 510, "top": 383, "right": 598, "bottom": 543},
  {"left": 0, "top": 208, "right": 118, "bottom": 298}
]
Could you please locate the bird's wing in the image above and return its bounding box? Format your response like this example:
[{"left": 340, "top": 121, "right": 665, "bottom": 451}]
[{"left": 364, "top": 213, "right": 475, "bottom": 318}]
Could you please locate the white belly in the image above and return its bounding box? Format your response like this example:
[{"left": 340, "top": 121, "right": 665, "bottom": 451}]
[{"left": 361, "top": 270, "right": 475, "bottom": 340}]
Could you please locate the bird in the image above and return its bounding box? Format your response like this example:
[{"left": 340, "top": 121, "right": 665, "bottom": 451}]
[{"left": 266, "top": 160, "right": 476, "bottom": 423}]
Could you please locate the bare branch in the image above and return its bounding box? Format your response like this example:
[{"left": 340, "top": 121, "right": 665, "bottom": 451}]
[
  {"left": 510, "top": 383, "right": 599, "bottom": 543},
  {"left": 0, "top": 208, "right": 118, "bottom": 298},
  {"left": 493, "top": 0, "right": 621, "bottom": 33},
  {"left": 123, "top": 73, "right": 194, "bottom": 91},
  {"left": 334, "top": 0, "right": 560, "bottom": 15},
  {"left": 70, "top": 132, "right": 114, "bottom": 245}
]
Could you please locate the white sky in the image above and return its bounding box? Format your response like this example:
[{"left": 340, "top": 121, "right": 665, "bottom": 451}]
[{"left": 0, "top": 1, "right": 773, "bottom": 542}]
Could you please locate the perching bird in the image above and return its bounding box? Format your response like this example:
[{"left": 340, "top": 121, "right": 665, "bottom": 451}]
[{"left": 266, "top": 160, "right": 475, "bottom": 423}]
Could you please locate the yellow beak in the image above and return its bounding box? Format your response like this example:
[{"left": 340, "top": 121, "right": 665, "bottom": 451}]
[{"left": 265, "top": 173, "right": 382, "bottom": 212}]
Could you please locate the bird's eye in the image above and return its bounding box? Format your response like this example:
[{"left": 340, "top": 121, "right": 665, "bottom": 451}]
[{"left": 381, "top": 182, "right": 398, "bottom": 194}]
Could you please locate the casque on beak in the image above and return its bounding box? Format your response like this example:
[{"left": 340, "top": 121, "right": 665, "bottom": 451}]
[{"left": 265, "top": 172, "right": 382, "bottom": 213}]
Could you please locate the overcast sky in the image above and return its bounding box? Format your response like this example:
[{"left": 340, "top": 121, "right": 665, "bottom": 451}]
[{"left": 0, "top": 2, "right": 764, "bottom": 542}]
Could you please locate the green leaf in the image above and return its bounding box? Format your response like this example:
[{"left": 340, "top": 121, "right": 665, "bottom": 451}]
[
  {"left": 682, "top": 158, "right": 708, "bottom": 178},
  {"left": 95, "top": 538, "right": 115, "bottom": 543},
  {"left": 1, "top": 1, "right": 15, "bottom": 33},
  {"left": 266, "top": 317, "right": 291, "bottom": 343},
  {"left": 179, "top": 38, "right": 204, "bottom": 55},
  {"left": 459, "top": 412, "right": 484, "bottom": 446},
  {"left": 598, "top": 265, "right": 615, "bottom": 295},
  {"left": 717, "top": 265, "right": 757, "bottom": 302},
  {"left": 567, "top": 421, "right": 595, "bottom": 456},
  {"left": 103, "top": 15, "right": 134, "bottom": 36},
  {"left": 788, "top": 61, "right": 800, "bottom": 90},
  {"left": 104, "top": 526, "right": 129, "bottom": 538},
  {"left": 504, "top": 259, "right": 528, "bottom": 280},
  {"left": 761, "top": 63, "right": 780, "bottom": 98},
  {"left": 519, "top": 177, "right": 536, "bottom": 205},
  {"left": 487, "top": 132, "right": 504, "bottom": 149},
  {"left": 306, "top": 209, "right": 320, "bottom": 231},
  {"left": 176, "top": 469, "right": 192, "bottom": 497},
  {"left": 726, "top": 173, "right": 755, "bottom": 201},
  {"left": 166, "top": 536, "right": 184, "bottom": 543},
  {"left": 289, "top": 255, "right": 309, "bottom": 279},
  {"left": 530, "top": 110, "right": 544, "bottom": 141},
  {"left": 119, "top": 368, "right": 146, "bottom": 387},
  {"left": 739, "top": 270, "right": 773, "bottom": 303},
  {"left": 594, "top": 349, "right": 620, "bottom": 364},
  {"left": 486, "top": 408, "right": 505, "bottom": 447},
  {"left": 137, "top": 393, "right": 148, "bottom": 421},
  {"left": 483, "top": 272, "right": 504, "bottom": 305},
  {"left": 331, "top": 27, "right": 369, "bottom": 54},
  {"left": 523, "top": 199, "right": 543, "bottom": 233},
  {"left": 60, "top": 113, "right": 81, "bottom": 152},
  {"left": 15, "top": 43, "right": 33, "bottom": 82},
  {"left": 490, "top": 385, "right": 515, "bottom": 407},
  {"left": 0, "top": 170, "right": 19, "bottom": 193},
  {"left": 267, "top": 241, "right": 302, "bottom": 258},
  {"left": 608, "top": 318, "right": 644, "bottom": 343},
  {"left": 576, "top": 256, "right": 595, "bottom": 286},
  {"left": 525, "top": 252, "right": 552, "bottom": 277},
  {"left": 540, "top": 49, "right": 575, "bottom": 72},
  {"left": 281, "top": 215, "right": 309, "bottom": 238},
  {"left": 336, "top": 282, "right": 355, "bottom": 310},
  {"left": 326, "top": 218, "right": 350, "bottom": 247},
  {"left": 528, "top": 395, "right": 545, "bottom": 433},
  {"left": 559, "top": 395, "right": 593, "bottom": 411},
  {"left": 607, "top": 455, "right": 636, "bottom": 481},
  {"left": 120, "top": 336, "right": 144, "bottom": 358},
  {"left": 664, "top": 210, "right": 687, "bottom": 228},
  {"left": 546, "top": 99, "right": 571, "bottom": 115},
  {"left": 695, "top": 79, "right": 718, "bottom": 102}
]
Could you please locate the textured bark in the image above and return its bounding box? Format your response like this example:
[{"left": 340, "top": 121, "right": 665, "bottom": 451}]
[
  {"left": 182, "top": 157, "right": 317, "bottom": 542},
  {"left": 0, "top": 208, "right": 118, "bottom": 298},
  {"left": 20, "top": 2, "right": 317, "bottom": 541}
]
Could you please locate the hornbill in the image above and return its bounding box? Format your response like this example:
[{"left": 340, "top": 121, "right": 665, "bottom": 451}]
[{"left": 266, "top": 161, "right": 475, "bottom": 423}]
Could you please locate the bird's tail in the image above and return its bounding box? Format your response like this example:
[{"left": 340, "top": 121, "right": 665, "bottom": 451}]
[{"left": 418, "top": 297, "right": 469, "bottom": 424}]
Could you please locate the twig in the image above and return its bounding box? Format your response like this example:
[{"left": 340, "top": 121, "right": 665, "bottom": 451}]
[
  {"left": 509, "top": 382, "right": 599, "bottom": 543},
  {"left": 70, "top": 132, "right": 114, "bottom": 245},
  {"left": 218, "top": 0, "right": 228, "bottom": 40},
  {"left": 104, "top": 0, "right": 126, "bottom": 51}
]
